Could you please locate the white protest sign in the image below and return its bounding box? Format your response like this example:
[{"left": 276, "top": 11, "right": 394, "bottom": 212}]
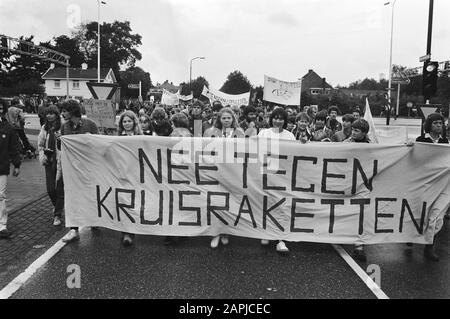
[
  {"left": 83, "top": 99, "right": 116, "bottom": 129},
  {"left": 202, "top": 86, "right": 250, "bottom": 107},
  {"left": 161, "top": 89, "right": 179, "bottom": 106},
  {"left": 263, "top": 75, "right": 302, "bottom": 105}
]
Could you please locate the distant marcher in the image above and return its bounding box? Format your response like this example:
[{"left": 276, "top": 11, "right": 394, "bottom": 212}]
[
  {"left": 6, "top": 97, "right": 36, "bottom": 156},
  {"left": 352, "top": 107, "right": 362, "bottom": 120},
  {"left": 0, "top": 101, "right": 21, "bottom": 239}
]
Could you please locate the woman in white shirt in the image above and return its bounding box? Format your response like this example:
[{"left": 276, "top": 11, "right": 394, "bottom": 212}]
[
  {"left": 210, "top": 107, "right": 244, "bottom": 248},
  {"left": 257, "top": 107, "right": 294, "bottom": 254}
]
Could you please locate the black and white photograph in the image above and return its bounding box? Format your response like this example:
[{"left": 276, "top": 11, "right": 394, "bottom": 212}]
[{"left": 0, "top": 0, "right": 449, "bottom": 303}]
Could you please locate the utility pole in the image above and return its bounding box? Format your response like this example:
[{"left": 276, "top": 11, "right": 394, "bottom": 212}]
[{"left": 425, "top": 0, "right": 434, "bottom": 104}]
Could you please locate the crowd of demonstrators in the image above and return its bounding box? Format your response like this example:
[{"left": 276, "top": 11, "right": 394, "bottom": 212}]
[{"left": 2, "top": 96, "right": 448, "bottom": 261}]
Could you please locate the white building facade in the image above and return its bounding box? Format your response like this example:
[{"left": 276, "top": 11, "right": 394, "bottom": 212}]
[{"left": 42, "top": 65, "right": 117, "bottom": 99}]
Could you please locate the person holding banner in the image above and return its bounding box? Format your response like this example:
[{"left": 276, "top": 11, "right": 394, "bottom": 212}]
[
  {"left": 413, "top": 113, "right": 449, "bottom": 261},
  {"left": 258, "top": 108, "right": 295, "bottom": 254},
  {"left": 310, "top": 110, "right": 332, "bottom": 142},
  {"left": 37, "top": 105, "right": 64, "bottom": 226},
  {"left": 60, "top": 100, "right": 99, "bottom": 243},
  {"left": 150, "top": 107, "right": 173, "bottom": 137},
  {"left": 139, "top": 114, "right": 153, "bottom": 135},
  {"left": 416, "top": 113, "right": 449, "bottom": 144},
  {"left": 292, "top": 112, "right": 312, "bottom": 143},
  {"left": 188, "top": 100, "right": 205, "bottom": 137},
  {"left": 332, "top": 114, "right": 355, "bottom": 142},
  {"left": 326, "top": 106, "right": 342, "bottom": 133},
  {"left": 343, "top": 119, "right": 371, "bottom": 261},
  {"left": 170, "top": 113, "right": 192, "bottom": 138},
  {"left": 210, "top": 107, "right": 245, "bottom": 249},
  {"left": 117, "top": 110, "right": 143, "bottom": 246}
]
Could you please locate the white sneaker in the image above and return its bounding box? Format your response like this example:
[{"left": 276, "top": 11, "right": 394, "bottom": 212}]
[
  {"left": 220, "top": 235, "right": 229, "bottom": 245},
  {"left": 261, "top": 239, "right": 270, "bottom": 246},
  {"left": 62, "top": 229, "right": 79, "bottom": 243},
  {"left": 276, "top": 240, "right": 289, "bottom": 253},
  {"left": 53, "top": 216, "right": 61, "bottom": 226},
  {"left": 210, "top": 235, "right": 220, "bottom": 248}
]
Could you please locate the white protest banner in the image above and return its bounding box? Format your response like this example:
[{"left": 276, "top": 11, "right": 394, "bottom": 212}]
[
  {"left": 177, "top": 92, "right": 193, "bottom": 101},
  {"left": 83, "top": 99, "right": 116, "bottom": 129},
  {"left": 161, "top": 89, "right": 179, "bottom": 106},
  {"left": 375, "top": 126, "right": 408, "bottom": 144},
  {"left": 202, "top": 86, "right": 250, "bottom": 107},
  {"left": 61, "top": 135, "right": 450, "bottom": 245},
  {"left": 263, "top": 75, "right": 302, "bottom": 105}
]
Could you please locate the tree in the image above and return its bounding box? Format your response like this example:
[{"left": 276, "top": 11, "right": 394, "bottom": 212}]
[
  {"left": 179, "top": 76, "right": 209, "bottom": 99},
  {"left": 52, "top": 35, "right": 85, "bottom": 68},
  {"left": 220, "top": 70, "right": 252, "bottom": 95},
  {"left": 119, "top": 66, "right": 152, "bottom": 99},
  {"left": 74, "top": 21, "right": 142, "bottom": 75},
  {"left": 0, "top": 35, "right": 48, "bottom": 95}
]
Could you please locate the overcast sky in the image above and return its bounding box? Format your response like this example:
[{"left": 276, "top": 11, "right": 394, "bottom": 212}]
[{"left": 1, "top": 0, "right": 449, "bottom": 89}]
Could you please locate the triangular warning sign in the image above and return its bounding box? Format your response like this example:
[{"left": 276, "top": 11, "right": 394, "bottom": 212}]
[{"left": 86, "top": 82, "right": 118, "bottom": 100}]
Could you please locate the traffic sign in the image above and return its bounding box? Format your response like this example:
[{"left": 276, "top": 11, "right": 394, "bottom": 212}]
[
  {"left": 419, "top": 54, "right": 431, "bottom": 62},
  {"left": 128, "top": 84, "right": 139, "bottom": 89},
  {"left": 86, "top": 82, "right": 119, "bottom": 100},
  {"left": 406, "top": 102, "right": 413, "bottom": 108},
  {"left": 392, "top": 78, "right": 410, "bottom": 85}
]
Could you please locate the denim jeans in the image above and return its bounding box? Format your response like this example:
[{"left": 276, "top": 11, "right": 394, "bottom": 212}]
[
  {"left": 0, "top": 175, "right": 7, "bottom": 231},
  {"left": 45, "top": 161, "right": 64, "bottom": 217}
]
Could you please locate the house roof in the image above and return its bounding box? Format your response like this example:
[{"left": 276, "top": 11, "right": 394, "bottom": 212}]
[
  {"left": 301, "top": 69, "right": 333, "bottom": 89},
  {"left": 42, "top": 67, "right": 112, "bottom": 80},
  {"left": 156, "top": 80, "right": 179, "bottom": 93}
]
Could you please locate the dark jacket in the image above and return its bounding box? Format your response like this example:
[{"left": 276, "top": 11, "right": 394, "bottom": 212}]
[
  {"left": 415, "top": 134, "right": 449, "bottom": 144},
  {"left": 0, "top": 118, "right": 21, "bottom": 175}
]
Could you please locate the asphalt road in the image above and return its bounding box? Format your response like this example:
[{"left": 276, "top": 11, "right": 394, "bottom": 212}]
[{"left": 9, "top": 218, "right": 449, "bottom": 299}]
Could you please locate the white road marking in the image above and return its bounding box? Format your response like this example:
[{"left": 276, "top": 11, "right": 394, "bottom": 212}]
[
  {"left": 0, "top": 228, "right": 86, "bottom": 299},
  {"left": 332, "top": 244, "right": 389, "bottom": 299}
]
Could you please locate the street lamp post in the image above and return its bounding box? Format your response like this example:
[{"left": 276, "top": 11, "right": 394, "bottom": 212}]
[
  {"left": 385, "top": 0, "right": 397, "bottom": 123},
  {"left": 190, "top": 56, "right": 205, "bottom": 84},
  {"left": 97, "top": 0, "right": 106, "bottom": 83}
]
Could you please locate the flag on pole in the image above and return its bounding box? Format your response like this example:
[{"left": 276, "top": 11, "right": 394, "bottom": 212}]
[{"left": 363, "top": 98, "right": 380, "bottom": 144}]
